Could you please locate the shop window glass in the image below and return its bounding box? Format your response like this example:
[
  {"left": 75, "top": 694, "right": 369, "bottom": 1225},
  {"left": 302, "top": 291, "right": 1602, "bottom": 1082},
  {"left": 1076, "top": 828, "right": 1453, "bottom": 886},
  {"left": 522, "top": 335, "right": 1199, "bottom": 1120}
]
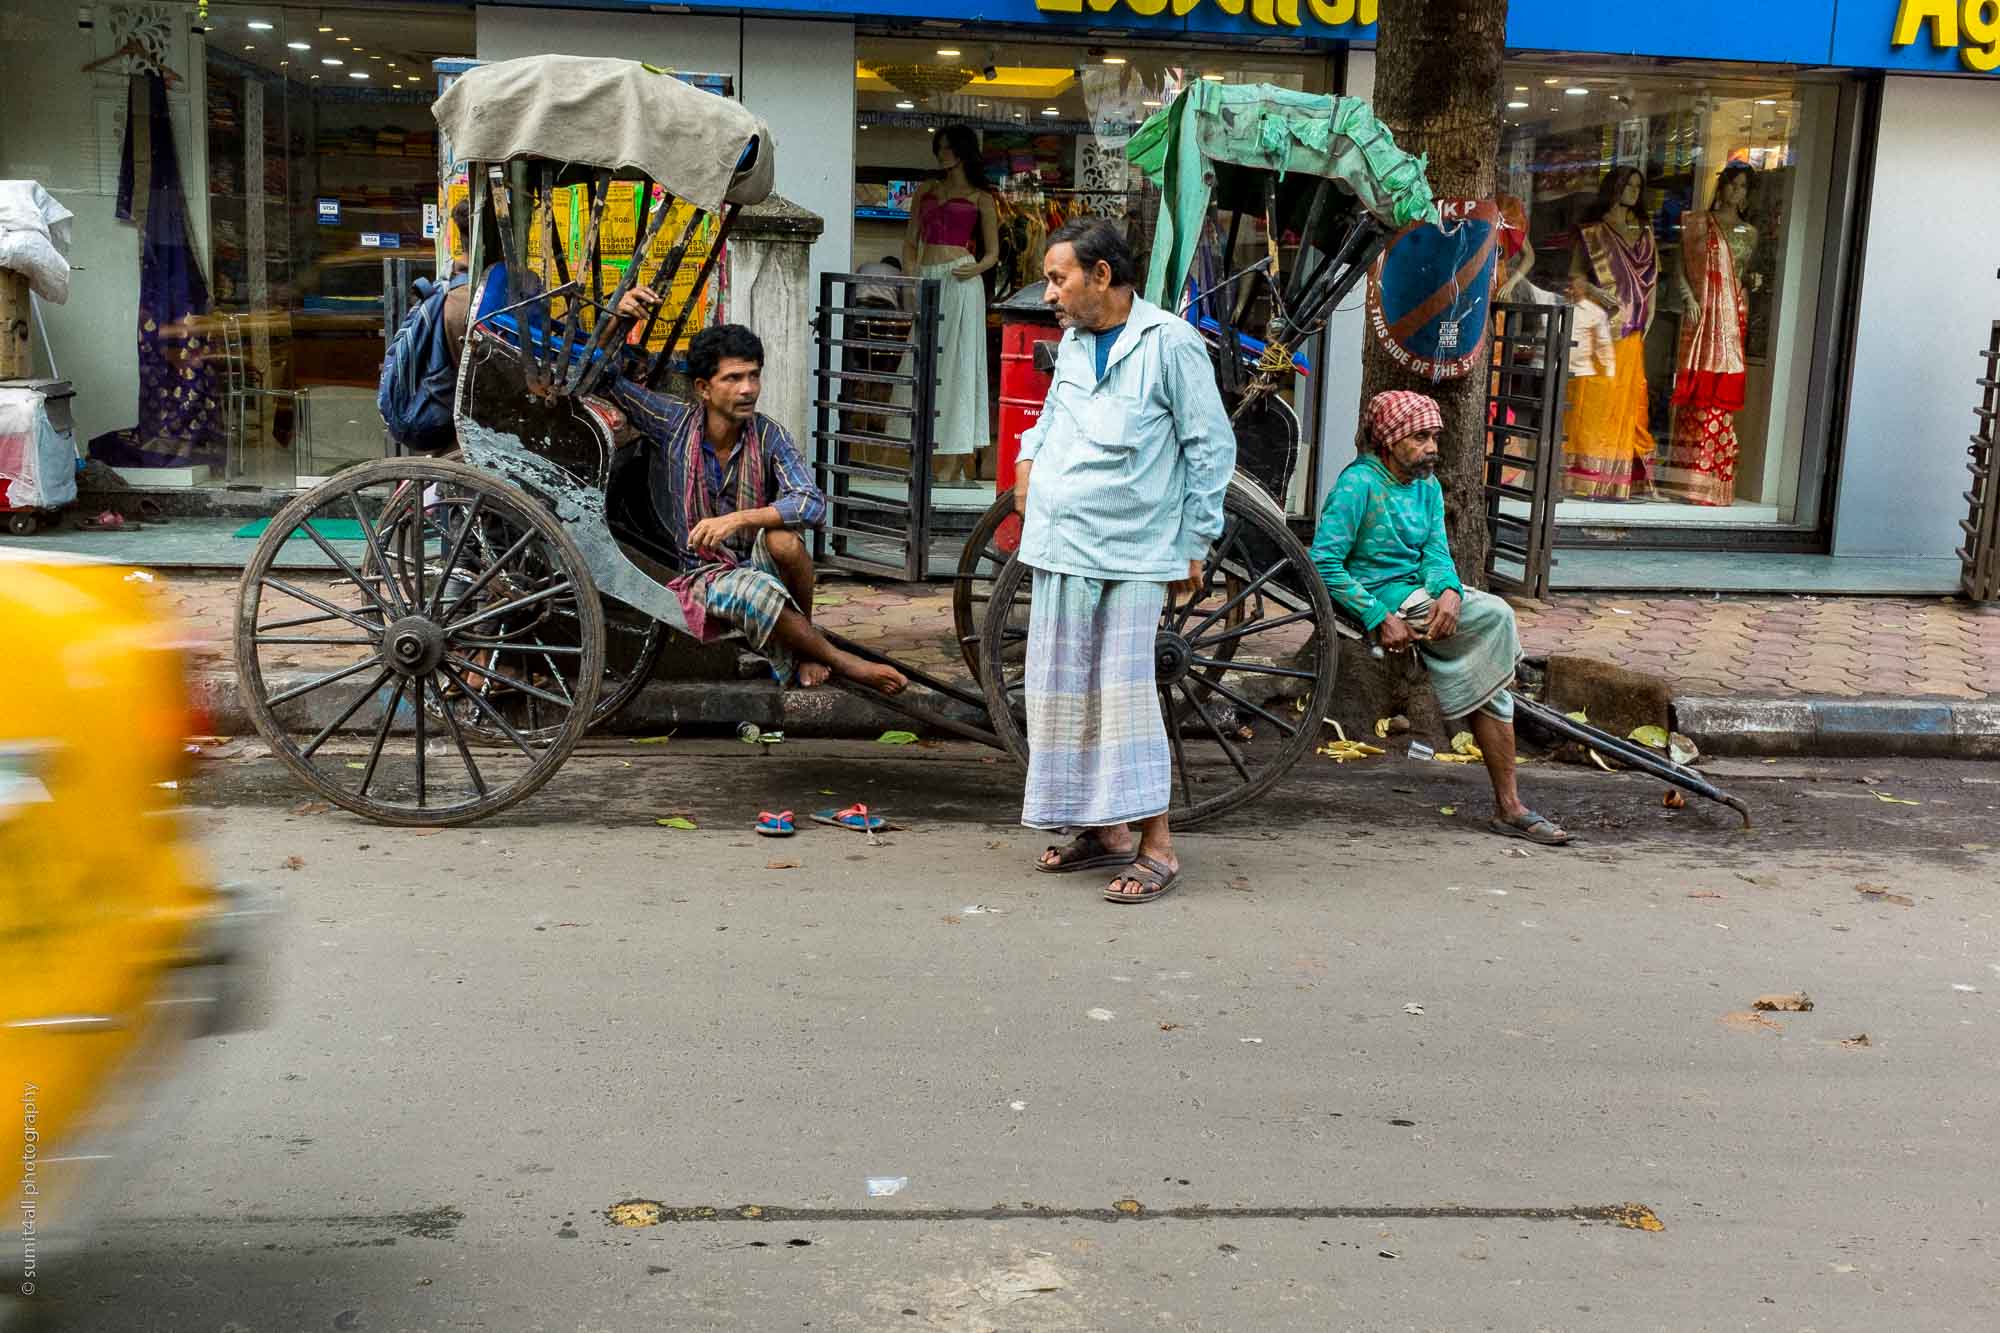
[
  {"left": 1497, "top": 63, "right": 1843, "bottom": 527},
  {"left": 853, "top": 33, "right": 1332, "bottom": 515},
  {"left": 198, "top": 3, "right": 472, "bottom": 489}
]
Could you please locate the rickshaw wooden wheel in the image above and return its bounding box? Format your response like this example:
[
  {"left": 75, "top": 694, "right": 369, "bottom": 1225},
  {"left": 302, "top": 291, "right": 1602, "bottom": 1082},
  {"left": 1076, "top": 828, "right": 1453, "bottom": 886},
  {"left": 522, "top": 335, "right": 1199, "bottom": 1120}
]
[
  {"left": 976, "top": 477, "right": 1339, "bottom": 829},
  {"left": 951, "top": 492, "right": 1026, "bottom": 682},
  {"left": 363, "top": 450, "right": 665, "bottom": 740},
  {"left": 234, "top": 457, "right": 604, "bottom": 826}
]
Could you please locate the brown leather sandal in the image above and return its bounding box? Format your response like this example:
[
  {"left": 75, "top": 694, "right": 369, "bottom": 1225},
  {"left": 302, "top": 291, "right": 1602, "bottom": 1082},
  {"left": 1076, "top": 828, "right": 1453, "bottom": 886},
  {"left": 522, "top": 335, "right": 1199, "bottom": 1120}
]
[
  {"left": 1103, "top": 853, "right": 1182, "bottom": 904},
  {"left": 1035, "top": 829, "right": 1137, "bottom": 874}
]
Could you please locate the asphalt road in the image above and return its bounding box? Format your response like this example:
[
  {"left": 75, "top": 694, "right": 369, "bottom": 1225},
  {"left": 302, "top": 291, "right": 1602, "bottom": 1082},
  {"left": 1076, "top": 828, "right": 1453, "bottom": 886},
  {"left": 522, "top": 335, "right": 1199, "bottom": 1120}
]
[{"left": 15, "top": 743, "right": 2000, "bottom": 1332}]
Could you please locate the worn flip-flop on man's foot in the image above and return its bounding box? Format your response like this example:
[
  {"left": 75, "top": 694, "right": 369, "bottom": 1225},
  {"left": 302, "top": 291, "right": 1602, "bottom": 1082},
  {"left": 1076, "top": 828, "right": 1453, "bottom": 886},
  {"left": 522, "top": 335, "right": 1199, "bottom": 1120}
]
[
  {"left": 1489, "top": 810, "right": 1570, "bottom": 845},
  {"left": 811, "top": 803, "right": 888, "bottom": 832},
  {"left": 1035, "top": 829, "right": 1137, "bottom": 874},
  {"left": 755, "top": 810, "right": 795, "bottom": 837},
  {"left": 1103, "top": 853, "right": 1181, "bottom": 904}
]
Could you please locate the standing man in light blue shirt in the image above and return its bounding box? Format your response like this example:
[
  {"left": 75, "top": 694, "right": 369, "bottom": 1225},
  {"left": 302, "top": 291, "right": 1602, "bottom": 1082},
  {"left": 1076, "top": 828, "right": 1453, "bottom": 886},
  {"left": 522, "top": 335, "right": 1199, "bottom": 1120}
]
[{"left": 1011, "top": 219, "right": 1236, "bottom": 904}]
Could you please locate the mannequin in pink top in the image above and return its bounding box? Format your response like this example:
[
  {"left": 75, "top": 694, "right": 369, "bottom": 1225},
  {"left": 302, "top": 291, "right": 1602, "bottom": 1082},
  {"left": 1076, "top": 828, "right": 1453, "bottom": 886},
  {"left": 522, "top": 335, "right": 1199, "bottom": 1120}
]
[{"left": 903, "top": 124, "right": 1000, "bottom": 485}]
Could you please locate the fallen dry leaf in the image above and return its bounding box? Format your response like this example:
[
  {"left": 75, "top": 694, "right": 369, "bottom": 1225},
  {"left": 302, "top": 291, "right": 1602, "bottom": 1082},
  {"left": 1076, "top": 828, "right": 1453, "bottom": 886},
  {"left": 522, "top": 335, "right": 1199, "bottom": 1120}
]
[
  {"left": 281, "top": 855, "right": 304, "bottom": 871},
  {"left": 289, "top": 800, "right": 331, "bottom": 816},
  {"left": 1159, "top": 1022, "right": 1181, "bottom": 1032},
  {"left": 411, "top": 828, "right": 444, "bottom": 837},
  {"left": 1611, "top": 1203, "right": 1665, "bottom": 1232},
  {"left": 1856, "top": 883, "right": 1914, "bottom": 907},
  {"left": 941, "top": 914, "right": 962, "bottom": 925},
  {"left": 1687, "top": 890, "right": 1724, "bottom": 900},
  {"left": 1662, "top": 789, "right": 1686, "bottom": 809},
  {"left": 985, "top": 840, "right": 1005, "bottom": 850},
  {"left": 1227, "top": 876, "right": 1252, "bottom": 892},
  {"left": 1751, "top": 992, "right": 1814, "bottom": 1013},
  {"left": 1720, "top": 1010, "right": 1784, "bottom": 1034},
  {"left": 766, "top": 860, "right": 801, "bottom": 870},
  {"left": 1840, "top": 1033, "right": 1871, "bottom": 1049},
  {"left": 608, "top": 1201, "right": 664, "bottom": 1228}
]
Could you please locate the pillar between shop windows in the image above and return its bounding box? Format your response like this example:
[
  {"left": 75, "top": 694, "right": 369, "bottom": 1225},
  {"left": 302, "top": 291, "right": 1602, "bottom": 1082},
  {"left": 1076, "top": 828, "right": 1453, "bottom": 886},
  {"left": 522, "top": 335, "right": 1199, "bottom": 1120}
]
[{"left": 715, "top": 194, "right": 825, "bottom": 452}]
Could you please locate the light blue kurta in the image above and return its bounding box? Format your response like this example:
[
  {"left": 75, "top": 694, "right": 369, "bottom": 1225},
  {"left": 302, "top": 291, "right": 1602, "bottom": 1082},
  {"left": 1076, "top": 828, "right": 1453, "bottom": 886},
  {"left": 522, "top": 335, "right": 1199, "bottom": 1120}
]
[{"left": 1016, "top": 295, "right": 1236, "bottom": 581}]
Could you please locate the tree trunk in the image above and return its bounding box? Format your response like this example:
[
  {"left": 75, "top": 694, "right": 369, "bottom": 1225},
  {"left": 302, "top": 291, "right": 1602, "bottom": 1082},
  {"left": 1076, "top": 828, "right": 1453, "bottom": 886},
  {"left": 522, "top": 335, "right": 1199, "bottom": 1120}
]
[{"left": 1363, "top": 0, "right": 1510, "bottom": 589}]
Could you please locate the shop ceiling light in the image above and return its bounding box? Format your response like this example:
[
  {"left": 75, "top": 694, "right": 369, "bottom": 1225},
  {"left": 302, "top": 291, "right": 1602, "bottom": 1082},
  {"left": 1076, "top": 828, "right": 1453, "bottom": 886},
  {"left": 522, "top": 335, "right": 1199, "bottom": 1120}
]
[
  {"left": 350, "top": 71, "right": 368, "bottom": 79},
  {"left": 318, "top": 25, "right": 332, "bottom": 33},
  {"left": 867, "top": 61, "right": 976, "bottom": 99},
  {"left": 1201, "top": 73, "right": 1225, "bottom": 81},
  {"left": 1102, "top": 55, "right": 1126, "bottom": 64},
  {"left": 1507, "top": 100, "right": 1529, "bottom": 108},
  {"left": 247, "top": 20, "right": 274, "bottom": 31},
  {"left": 1142, "top": 98, "right": 1162, "bottom": 107},
  {"left": 1542, "top": 77, "right": 1560, "bottom": 85},
  {"left": 1564, "top": 87, "right": 1588, "bottom": 96},
  {"left": 1041, "top": 106, "right": 1059, "bottom": 116},
  {"left": 1756, "top": 98, "right": 1778, "bottom": 105},
  {"left": 894, "top": 99, "right": 915, "bottom": 109},
  {"left": 287, "top": 40, "right": 310, "bottom": 50},
  {"left": 322, "top": 56, "right": 342, "bottom": 66},
  {"left": 1514, "top": 85, "right": 1528, "bottom": 91},
  {"left": 936, "top": 47, "right": 961, "bottom": 57},
  {"left": 335, "top": 35, "right": 349, "bottom": 43}
]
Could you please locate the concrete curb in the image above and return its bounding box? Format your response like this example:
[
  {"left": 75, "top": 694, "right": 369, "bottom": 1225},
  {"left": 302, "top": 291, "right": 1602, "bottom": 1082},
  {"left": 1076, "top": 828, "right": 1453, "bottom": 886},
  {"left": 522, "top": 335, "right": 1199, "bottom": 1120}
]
[
  {"left": 1675, "top": 696, "right": 2000, "bottom": 759},
  {"left": 194, "top": 668, "right": 2000, "bottom": 758}
]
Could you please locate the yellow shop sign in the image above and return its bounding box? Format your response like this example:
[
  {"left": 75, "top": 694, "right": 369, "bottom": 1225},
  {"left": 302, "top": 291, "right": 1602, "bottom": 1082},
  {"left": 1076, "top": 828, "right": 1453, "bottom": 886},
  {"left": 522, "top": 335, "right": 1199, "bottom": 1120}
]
[
  {"left": 1891, "top": 0, "right": 2000, "bottom": 71},
  {"left": 1034, "top": 0, "right": 1379, "bottom": 29}
]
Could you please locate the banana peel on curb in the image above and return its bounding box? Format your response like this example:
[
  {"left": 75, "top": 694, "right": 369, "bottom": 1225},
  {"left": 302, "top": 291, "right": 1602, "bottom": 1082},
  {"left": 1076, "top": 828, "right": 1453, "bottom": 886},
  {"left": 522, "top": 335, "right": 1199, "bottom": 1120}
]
[{"left": 1318, "top": 738, "right": 1386, "bottom": 763}]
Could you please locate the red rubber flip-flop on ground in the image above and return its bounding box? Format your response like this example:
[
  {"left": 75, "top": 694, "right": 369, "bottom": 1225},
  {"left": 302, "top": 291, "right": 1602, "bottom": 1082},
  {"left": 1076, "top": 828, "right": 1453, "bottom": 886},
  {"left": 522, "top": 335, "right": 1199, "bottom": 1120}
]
[{"left": 811, "top": 803, "right": 887, "bottom": 832}]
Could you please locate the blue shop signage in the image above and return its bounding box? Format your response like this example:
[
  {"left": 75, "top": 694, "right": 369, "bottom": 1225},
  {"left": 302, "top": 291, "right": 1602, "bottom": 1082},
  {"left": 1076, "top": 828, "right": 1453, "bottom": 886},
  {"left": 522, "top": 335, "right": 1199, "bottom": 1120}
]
[{"left": 584, "top": 0, "right": 2000, "bottom": 71}]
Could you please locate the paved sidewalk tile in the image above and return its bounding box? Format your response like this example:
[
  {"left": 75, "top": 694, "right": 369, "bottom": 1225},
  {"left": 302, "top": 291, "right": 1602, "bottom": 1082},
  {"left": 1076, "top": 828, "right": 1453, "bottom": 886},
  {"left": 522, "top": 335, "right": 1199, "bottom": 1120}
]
[{"left": 142, "top": 570, "right": 2000, "bottom": 703}]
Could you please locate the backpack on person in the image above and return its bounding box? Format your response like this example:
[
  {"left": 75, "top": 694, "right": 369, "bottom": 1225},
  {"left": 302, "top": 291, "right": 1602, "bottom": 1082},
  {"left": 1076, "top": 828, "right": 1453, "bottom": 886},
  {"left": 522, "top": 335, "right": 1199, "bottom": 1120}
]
[{"left": 377, "top": 272, "right": 469, "bottom": 453}]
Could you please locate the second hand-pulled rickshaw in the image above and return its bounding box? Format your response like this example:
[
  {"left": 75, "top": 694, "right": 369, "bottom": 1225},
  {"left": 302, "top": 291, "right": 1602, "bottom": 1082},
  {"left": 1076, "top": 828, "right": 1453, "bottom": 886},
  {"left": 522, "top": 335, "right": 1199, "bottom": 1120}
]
[{"left": 232, "top": 58, "right": 1746, "bottom": 829}]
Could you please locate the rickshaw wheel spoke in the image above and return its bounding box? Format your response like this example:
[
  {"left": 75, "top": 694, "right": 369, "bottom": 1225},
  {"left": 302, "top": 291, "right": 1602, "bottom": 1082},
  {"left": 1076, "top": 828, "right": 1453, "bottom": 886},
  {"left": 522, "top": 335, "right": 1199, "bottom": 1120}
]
[{"left": 235, "top": 457, "right": 603, "bottom": 827}]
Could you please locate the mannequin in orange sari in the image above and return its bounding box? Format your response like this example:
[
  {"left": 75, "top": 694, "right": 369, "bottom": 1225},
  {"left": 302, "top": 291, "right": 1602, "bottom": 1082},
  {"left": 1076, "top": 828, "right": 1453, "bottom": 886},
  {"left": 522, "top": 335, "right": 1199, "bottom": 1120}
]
[
  {"left": 1661, "top": 164, "right": 1757, "bottom": 506},
  {"left": 1563, "top": 167, "right": 1658, "bottom": 500}
]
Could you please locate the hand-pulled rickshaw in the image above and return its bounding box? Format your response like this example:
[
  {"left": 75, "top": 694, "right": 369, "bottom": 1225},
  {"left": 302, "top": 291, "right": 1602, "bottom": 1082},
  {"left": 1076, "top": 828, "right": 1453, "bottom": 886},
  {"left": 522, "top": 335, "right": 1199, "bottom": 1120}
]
[{"left": 234, "top": 59, "right": 1746, "bottom": 829}]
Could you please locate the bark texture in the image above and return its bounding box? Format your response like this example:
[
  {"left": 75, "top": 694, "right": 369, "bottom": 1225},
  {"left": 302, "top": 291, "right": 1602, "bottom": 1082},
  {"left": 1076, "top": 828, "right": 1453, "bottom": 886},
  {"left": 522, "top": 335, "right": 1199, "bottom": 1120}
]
[{"left": 1362, "top": 0, "right": 1510, "bottom": 589}]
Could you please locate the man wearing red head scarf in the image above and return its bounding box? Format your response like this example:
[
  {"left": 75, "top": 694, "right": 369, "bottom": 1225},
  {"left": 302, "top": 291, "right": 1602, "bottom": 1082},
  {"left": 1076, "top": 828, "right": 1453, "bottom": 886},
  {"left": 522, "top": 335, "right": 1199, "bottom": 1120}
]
[{"left": 1308, "top": 390, "right": 1570, "bottom": 846}]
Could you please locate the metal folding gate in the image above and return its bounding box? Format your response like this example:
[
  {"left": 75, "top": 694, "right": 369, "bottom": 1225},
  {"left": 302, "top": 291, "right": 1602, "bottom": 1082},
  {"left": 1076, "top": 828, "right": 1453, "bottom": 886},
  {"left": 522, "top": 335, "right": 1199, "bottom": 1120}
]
[
  {"left": 809, "top": 272, "right": 941, "bottom": 581},
  {"left": 1481, "top": 299, "right": 1573, "bottom": 598},
  {"left": 1958, "top": 319, "right": 2000, "bottom": 602}
]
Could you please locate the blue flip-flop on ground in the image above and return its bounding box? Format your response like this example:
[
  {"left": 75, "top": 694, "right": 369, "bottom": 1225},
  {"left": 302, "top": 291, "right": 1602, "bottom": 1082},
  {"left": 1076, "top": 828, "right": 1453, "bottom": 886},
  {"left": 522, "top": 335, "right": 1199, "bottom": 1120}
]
[
  {"left": 810, "top": 803, "right": 887, "bottom": 832},
  {"left": 755, "top": 810, "right": 795, "bottom": 837}
]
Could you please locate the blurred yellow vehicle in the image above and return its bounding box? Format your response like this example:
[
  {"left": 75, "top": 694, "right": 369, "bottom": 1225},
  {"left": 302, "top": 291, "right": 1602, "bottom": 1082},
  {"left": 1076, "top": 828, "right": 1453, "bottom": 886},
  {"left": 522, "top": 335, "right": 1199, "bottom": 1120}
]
[{"left": 1, "top": 551, "right": 262, "bottom": 1301}]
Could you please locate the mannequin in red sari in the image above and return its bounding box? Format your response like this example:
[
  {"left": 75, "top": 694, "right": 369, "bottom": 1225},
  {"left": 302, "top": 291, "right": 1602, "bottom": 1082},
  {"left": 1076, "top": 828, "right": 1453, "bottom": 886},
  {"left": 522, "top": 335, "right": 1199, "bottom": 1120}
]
[{"left": 1662, "top": 164, "right": 1758, "bottom": 506}]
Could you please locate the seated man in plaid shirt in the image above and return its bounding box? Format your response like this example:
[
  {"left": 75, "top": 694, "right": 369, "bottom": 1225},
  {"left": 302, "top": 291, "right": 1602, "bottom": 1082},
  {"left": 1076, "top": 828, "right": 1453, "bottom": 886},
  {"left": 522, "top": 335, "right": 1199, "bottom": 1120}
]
[{"left": 607, "top": 323, "right": 905, "bottom": 694}]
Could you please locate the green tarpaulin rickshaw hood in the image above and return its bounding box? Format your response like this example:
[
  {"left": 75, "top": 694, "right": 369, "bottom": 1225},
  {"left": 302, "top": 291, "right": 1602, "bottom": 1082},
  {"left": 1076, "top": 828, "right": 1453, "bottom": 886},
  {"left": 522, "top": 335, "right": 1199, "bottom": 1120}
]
[{"left": 1126, "top": 81, "right": 1439, "bottom": 309}]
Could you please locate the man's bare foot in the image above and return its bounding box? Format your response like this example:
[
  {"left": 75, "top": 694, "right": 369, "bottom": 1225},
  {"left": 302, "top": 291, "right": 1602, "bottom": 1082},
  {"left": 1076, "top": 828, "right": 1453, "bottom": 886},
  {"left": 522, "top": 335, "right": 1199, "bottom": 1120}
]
[
  {"left": 798, "top": 661, "right": 831, "bottom": 688},
  {"left": 834, "top": 653, "right": 906, "bottom": 694}
]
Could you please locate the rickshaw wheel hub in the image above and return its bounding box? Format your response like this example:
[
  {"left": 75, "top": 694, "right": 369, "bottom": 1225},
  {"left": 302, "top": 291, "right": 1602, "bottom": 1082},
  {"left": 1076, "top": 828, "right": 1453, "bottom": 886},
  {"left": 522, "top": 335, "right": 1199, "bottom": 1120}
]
[
  {"left": 1153, "top": 632, "right": 1192, "bottom": 685},
  {"left": 385, "top": 615, "right": 447, "bottom": 677}
]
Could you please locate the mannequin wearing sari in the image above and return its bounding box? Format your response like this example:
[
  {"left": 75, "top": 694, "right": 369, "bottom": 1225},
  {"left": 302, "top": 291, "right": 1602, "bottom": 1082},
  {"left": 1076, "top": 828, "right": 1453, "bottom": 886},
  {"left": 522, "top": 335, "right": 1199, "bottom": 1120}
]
[
  {"left": 1661, "top": 166, "right": 1757, "bottom": 507},
  {"left": 1563, "top": 168, "right": 1658, "bottom": 500}
]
